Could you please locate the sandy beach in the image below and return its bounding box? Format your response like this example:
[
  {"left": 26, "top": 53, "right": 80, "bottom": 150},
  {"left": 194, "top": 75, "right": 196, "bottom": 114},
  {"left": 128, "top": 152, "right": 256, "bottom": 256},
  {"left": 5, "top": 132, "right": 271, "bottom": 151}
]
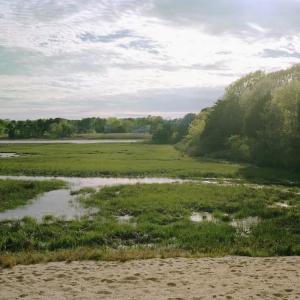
[{"left": 0, "top": 256, "right": 299, "bottom": 299}]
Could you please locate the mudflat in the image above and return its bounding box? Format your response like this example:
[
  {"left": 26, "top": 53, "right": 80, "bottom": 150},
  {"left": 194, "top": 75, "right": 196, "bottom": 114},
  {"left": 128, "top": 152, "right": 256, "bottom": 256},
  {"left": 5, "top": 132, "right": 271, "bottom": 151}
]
[{"left": 0, "top": 256, "right": 299, "bottom": 300}]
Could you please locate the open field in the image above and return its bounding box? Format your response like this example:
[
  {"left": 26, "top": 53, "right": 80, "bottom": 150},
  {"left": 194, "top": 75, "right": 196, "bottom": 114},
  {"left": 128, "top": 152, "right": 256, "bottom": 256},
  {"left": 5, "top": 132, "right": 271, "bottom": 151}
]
[
  {"left": 0, "top": 179, "right": 65, "bottom": 212},
  {"left": 0, "top": 143, "right": 299, "bottom": 183},
  {"left": 1, "top": 256, "right": 299, "bottom": 299},
  {"left": 1, "top": 182, "right": 299, "bottom": 267}
]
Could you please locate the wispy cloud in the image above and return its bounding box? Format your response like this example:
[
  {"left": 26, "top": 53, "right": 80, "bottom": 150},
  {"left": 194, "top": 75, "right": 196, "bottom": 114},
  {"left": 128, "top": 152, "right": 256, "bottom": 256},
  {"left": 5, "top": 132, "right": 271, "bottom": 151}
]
[
  {"left": 79, "top": 30, "right": 134, "bottom": 43},
  {"left": 261, "top": 48, "right": 300, "bottom": 59},
  {"left": 0, "top": 0, "right": 300, "bottom": 119}
]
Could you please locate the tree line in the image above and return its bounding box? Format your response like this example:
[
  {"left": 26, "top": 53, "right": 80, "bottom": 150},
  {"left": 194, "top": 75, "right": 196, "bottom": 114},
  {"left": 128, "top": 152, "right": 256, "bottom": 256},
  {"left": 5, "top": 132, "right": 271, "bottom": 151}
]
[
  {"left": 181, "top": 64, "right": 300, "bottom": 170},
  {"left": 0, "top": 114, "right": 196, "bottom": 142}
]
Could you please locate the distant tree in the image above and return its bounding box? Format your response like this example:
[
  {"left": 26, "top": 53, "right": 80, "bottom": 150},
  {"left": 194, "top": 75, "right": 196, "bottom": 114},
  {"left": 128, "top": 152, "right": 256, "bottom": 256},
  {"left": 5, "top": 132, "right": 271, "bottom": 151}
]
[
  {"left": 6, "top": 121, "right": 17, "bottom": 138},
  {"left": 152, "top": 123, "right": 173, "bottom": 144},
  {"left": 0, "top": 120, "right": 6, "bottom": 136},
  {"left": 48, "top": 121, "right": 74, "bottom": 138},
  {"left": 94, "top": 118, "right": 106, "bottom": 133},
  {"left": 77, "top": 118, "right": 96, "bottom": 133},
  {"left": 172, "top": 113, "right": 196, "bottom": 143}
]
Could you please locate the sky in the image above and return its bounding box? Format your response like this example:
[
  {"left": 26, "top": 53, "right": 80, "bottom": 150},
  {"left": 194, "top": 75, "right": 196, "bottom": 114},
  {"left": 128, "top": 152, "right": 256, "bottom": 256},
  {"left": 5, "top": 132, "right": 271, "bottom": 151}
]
[{"left": 1, "top": 0, "right": 300, "bottom": 120}]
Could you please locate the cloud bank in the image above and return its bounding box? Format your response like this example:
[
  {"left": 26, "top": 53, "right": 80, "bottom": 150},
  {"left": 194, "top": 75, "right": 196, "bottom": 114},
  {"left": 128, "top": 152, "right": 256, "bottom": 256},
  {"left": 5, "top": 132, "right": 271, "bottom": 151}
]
[{"left": 0, "top": 0, "right": 300, "bottom": 119}]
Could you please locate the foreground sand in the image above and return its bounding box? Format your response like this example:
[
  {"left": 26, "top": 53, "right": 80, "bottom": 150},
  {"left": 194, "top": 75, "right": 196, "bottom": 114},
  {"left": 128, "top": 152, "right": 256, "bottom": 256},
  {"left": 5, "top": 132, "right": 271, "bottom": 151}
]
[{"left": 0, "top": 256, "right": 299, "bottom": 300}]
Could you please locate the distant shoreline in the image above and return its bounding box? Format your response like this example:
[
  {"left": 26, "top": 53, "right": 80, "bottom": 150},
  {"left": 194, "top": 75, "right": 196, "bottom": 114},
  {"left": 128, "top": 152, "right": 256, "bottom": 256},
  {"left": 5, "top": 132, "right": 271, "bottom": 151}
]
[{"left": 0, "top": 139, "right": 142, "bottom": 144}]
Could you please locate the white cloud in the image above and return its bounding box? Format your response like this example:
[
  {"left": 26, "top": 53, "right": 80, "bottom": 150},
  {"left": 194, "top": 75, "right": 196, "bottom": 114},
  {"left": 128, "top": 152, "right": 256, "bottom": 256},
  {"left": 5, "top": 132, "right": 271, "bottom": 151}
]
[{"left": 0, "top": 0, "right": 300, "bottom": 119}]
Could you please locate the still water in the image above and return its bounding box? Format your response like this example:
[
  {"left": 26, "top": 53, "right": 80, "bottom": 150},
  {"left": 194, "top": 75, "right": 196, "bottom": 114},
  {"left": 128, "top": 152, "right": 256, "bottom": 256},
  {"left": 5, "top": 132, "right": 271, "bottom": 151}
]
[
  {"left": 0, "top": 176, "right": 184, "bottom": 221},
  {"left": 0, "top": 139, "right": 140, "bottom": 144},
  {"left": 0, "top": 152, "right": 19, "bottom": 158}
]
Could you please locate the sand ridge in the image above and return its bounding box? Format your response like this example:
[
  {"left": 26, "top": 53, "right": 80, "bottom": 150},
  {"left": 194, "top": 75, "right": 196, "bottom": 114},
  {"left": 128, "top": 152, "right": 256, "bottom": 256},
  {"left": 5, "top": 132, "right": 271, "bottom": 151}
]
[{"left": 0, "top": 256, "right": 299, "bottom": 300}]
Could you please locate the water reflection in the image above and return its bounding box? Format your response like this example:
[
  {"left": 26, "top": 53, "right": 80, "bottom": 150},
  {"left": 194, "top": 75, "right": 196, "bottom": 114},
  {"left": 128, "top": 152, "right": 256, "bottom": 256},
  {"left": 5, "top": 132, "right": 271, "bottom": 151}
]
[{"left": 0, "top": 176, "right": 184, "bottom": 221}]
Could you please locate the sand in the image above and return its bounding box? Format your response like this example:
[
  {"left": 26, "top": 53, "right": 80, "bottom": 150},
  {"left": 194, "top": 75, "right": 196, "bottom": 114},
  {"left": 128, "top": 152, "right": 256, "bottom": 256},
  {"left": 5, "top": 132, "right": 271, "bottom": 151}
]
[{"left": 0, "top": 256, "right": 299, "bottom": 300}]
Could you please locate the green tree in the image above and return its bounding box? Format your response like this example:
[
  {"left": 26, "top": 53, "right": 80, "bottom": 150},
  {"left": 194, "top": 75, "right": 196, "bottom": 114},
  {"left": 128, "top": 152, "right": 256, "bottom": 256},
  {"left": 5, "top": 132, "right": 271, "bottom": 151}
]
[
  {"left": 183, "top": 64, "right": 300, "bottom": 170},
  {"left": 48, "top": 121, "right": 74, "bottom": 138}
]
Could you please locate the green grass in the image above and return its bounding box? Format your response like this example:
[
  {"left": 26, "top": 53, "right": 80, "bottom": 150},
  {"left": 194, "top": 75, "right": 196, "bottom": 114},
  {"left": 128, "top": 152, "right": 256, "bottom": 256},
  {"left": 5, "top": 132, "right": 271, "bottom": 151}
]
[
  {"left": 0, "top": 143, "right": 298, "bottom": 184},
  {"left": 1, "top": 183, "right": 299, "bottom": 266},
  {"left": 0, "top": 143, "right": 242, "bottom": 178},
  {"left": 0, "top": 179, "right": 66, "bottom": 212}
]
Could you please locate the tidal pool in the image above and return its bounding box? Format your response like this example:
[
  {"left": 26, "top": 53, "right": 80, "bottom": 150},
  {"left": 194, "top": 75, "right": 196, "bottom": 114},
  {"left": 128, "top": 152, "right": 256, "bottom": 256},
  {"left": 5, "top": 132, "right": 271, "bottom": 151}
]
[
  {"left": 190, "top": 212, "right": 215, "bottom": 222},
  {"left": 0, "top": 176, "right": 184, "bottom": 221},
  {"left": 189, "top": 212, "right": 260, "bottom": 234},
  {"left": 230, "top": 217, "right": 260, "bottom": 234},
  {"left": 117, "top": 215, "right": 134, "bottom": 224}
]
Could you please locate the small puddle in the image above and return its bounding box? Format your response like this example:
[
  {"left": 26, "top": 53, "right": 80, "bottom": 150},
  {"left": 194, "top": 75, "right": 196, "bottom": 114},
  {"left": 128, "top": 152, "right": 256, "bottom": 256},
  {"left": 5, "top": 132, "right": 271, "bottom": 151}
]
[
  {"left": 230, "top": 216, "right": 259, "bottom": 234},
  {"left": 190, "top": 212, "right": 215, "bottom": 222},
  {"left": 0, "top": 152, "right": 19, "bottom": 158},
  {"left": 270, "top": 202, "right": 291, "bottom": 209},
  {"left": 117, "top": 215, "right": 134, "bottom": 224},
  {"left": 0, "top": 176, "right": 185, "bottom": 221}
]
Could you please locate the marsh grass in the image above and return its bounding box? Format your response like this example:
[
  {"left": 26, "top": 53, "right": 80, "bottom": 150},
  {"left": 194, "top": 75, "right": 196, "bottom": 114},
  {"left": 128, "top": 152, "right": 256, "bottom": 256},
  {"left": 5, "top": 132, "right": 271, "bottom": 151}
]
[
  {"left": 1, "top": 183, "right": 299, "bottom": 267},
  {"left": 0, "top": 143, "right": 299, "bottom": 184},
  {"left": 0, "top": 144, "right": 242, "bottom": 179},
  {"left": 0, "top": 179, "right": 65, "bottom": 212}
]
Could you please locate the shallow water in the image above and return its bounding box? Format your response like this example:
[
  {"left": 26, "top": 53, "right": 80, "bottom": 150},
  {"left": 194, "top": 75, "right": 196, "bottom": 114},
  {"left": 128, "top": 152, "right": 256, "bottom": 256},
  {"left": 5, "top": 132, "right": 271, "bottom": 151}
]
[
  {"left": 0, "top": 176, "right": 182, "bottom": 190},
  {"left": 0, "top": 152, "right": 19, "bottom": 158},
  {"left": 0, "top": 190, "right": 91, "bottom": 221},
  {"left": 0, "top": 139, "right": 140, "bottom": 144},
  {"left": 230, "top": 216, "right": 259, "bottom": 233},
  {"left": 189, "top": 212, "right": 259, "bottom": 233},
  {"left": 117, "top": 215, "right": 134, "bottom": 224},
  {"left": 190, "top": 212, "right": 215, "bottom": 222},
  {"left": 0, "top": 176, "right": 184, "bottom": 221}
]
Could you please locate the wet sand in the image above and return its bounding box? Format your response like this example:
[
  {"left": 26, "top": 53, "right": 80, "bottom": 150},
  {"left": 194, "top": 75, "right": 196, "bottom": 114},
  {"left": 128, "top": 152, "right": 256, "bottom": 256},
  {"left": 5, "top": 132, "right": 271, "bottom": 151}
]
[{"left": 0, "top": 256, "right": 299, "bottom": 299}]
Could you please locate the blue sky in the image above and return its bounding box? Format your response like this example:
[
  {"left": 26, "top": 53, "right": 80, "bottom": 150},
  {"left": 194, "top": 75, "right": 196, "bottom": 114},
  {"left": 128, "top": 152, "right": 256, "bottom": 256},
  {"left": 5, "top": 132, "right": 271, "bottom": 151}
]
[{"left": 1, "top": 0, "right": 300, "bottom": 119}]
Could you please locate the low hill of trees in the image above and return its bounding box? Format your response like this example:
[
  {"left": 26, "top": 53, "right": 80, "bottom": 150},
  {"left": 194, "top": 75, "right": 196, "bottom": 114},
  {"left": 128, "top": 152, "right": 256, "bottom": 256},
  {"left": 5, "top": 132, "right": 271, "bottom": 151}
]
[
  {"left": 181, "top": 64, "right": 300, "bottom": 170},
  {"left": 0, "top": 114, "right": 196, "bottom": 143},
  {"left": 0, "top": 117, "right": 155, "bottom": 139}
]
